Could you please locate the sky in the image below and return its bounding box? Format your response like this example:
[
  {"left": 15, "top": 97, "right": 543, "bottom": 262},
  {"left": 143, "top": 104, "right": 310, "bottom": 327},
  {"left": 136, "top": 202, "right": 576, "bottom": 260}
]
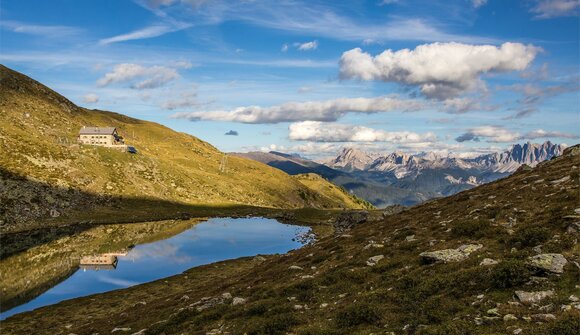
[{"left": 1, "top": 0, "right": 579, "bottom": 158}]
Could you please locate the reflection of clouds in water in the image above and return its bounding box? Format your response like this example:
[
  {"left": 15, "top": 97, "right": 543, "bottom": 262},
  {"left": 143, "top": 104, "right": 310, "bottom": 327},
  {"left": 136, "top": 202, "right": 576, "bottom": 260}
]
[
  {"left": 97, "top": 275, "right": 140, "bottom": 287},
  {"left": 126, "top": 242, "right": 192, "bottom": 264}
]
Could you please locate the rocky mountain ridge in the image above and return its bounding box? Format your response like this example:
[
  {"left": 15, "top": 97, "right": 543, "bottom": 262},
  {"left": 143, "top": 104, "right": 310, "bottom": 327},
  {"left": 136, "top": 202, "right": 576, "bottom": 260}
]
[
  {"left": 324, "top": 141, "right": 566, "bottom": 177},
  {"left": 238, "top": 141, "right": 568, "bottom": 208}
]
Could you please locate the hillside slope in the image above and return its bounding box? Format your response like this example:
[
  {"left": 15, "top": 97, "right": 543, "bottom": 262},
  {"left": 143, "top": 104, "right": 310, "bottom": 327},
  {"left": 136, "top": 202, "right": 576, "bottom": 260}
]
[
  {"left": 0, "top": 65, "right": 366, "bottom": 232},
  {"left": 4, "top": 146, "right": 578, "bottom": 334}
]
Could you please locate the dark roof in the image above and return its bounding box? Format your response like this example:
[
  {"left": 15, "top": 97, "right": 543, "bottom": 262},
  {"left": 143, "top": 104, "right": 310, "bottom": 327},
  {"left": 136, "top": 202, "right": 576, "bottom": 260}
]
[{"left": 79, "top": 127, "right": 116, "bottom": 135}]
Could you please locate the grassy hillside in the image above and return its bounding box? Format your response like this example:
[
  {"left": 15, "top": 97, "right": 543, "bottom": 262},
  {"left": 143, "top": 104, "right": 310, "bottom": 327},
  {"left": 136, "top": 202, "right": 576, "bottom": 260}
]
[
  {"left": 293, "top": 173, "right": 373, "bottom": 210},
  {"left": 4, "top": 146, "right": 578, "bottom": 334},
  {"left": 0, "top": 65, "right": 367, "bottom": 232}
]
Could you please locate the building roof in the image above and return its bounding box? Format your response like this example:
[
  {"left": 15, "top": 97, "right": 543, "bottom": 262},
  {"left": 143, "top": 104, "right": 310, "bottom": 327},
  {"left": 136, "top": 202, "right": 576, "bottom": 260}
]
[{"left": 79, "top": 127, "right": 116, "bottom": 135}]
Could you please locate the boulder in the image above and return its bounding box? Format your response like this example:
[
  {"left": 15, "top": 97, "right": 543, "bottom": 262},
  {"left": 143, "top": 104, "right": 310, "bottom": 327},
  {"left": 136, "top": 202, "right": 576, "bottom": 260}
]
[
  {"left": 528, "top": 253, "right": 567, "bottom": 273},
  {"left": 515, "top": 290, "right": 554, "bottom": 304},
  {"left": 480, "top": 258, "right": 499, "bottom": 266},
  {"left": 420, "top": 244, "right": 482, "bottom": 263},
  {"left": 232, "top": 297, "right": 247, "bottom": 306},
  {"left": 366, "top": 255, "right": 384, "bottom": 266}
]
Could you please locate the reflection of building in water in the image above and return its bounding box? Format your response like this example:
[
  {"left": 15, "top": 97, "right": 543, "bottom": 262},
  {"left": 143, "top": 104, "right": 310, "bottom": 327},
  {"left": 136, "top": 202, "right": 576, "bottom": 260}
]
[{"left": 79, "top": 250, "right": 131, "bottom": 271}]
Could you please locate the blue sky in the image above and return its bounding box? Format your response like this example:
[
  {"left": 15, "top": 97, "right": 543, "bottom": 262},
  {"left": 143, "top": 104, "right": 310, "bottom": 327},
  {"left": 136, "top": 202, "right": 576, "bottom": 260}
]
[{"left": 1, "top": 0, "right": 579, "bottom": 158}]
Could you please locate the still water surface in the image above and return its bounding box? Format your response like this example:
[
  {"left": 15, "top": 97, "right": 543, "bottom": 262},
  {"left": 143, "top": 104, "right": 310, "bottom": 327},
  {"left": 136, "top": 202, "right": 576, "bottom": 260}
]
[{"left": 1, "top": 217, "right": 310, "bottom": 319}]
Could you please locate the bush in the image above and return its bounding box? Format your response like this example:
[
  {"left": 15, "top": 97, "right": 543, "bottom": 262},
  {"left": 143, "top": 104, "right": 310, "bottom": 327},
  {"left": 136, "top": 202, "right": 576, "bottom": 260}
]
[
  {"left": 544, "top": 312, "right": 580, "bottom": 335},
  {"left": 451, "top": 220, "right": 494, "bottom": 238},
  {"left": 490, "top": 259, "right": 530, "bottom": 288},
  {"left": 335, "top": 303, "right": 381, "bottom": 327},
  {"left": 246, "top": 314, "right": 300, "bottom": 335},
  {"left": 509, "top": 226, "right": 551, "bottom": 248},
  {"left": 417, "top": 320, "right": 475, "bottom": 335}
]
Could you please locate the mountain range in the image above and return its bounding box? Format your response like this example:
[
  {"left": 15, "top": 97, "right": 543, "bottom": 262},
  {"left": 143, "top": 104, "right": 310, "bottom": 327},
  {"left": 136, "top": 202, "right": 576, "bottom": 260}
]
[{"left": 237, "top": 141, "right": 567, "bottom": 207}]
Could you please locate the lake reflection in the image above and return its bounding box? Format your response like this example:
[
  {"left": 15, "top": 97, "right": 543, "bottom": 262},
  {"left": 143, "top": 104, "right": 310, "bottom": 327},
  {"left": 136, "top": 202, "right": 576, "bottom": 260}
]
[{"left": 0, "top": 217, "right": 310, "bottom": 320}]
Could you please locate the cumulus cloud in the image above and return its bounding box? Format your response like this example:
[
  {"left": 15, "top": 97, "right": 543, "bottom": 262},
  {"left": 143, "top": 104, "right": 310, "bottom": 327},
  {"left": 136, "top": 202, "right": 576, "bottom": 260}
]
[
  {"left": 171, "top": 96, "right": 425, "bottom": 124},
  {"left": 288, "top": 121, "right": 437, "bottom": 143},
  {"left": 82, "top": 93, "right": 99, "bottom": 104},
  {"left": 225, "top": 130, "right": 239, "bottom": 136},
  {"left": 297, "top": 40, "right": 318, "bottom": 51},
  {"left": 456, "top": 126, "right": 578, "bottom": 143},
  {"left": 339, "top": 42, "right": 540, "bottom": 99},
  {"left": 530, "top": 0, "right": 580, "bottom": 18},
  {"left": 97, "top": 63, "right": 180, "bottom": 89}
]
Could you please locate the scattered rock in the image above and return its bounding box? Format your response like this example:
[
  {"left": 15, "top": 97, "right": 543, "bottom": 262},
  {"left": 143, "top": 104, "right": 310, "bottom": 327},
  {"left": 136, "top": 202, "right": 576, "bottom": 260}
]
[
  {"left": 288, "top": 265, "right": 303, "bottom": 271},
  {"left": 419, "top": 244, "right": 482, "bottom": 263},
  {"left": 363, "top": 243, "right": 384, "bottom": 249},
  {"left": 515, "top": 290, "right": 554, "bottom": 304},
  {"left": 513, "top": 328, "right": 522, "bottom": 335},
  {"left": 405, "top": 235, "right": 417, "bottom": 242},
  {"left": 480, "top": 258, "right": 499, "bottom": 266},
  {"left": 503, "top": 314, "right": 518, "bottom": 322},
  {"left": 232, "top": 297, "right": 247, "bottom": 306},
  {"left": 366, "top": 255, "right": 385, "bottom": 266},
  {"left": 320, "top": 303, "right": 328, "bottom": 308},
  {"left": 191, "top": 296, "right": 227, "bottom": 311},
  {"left": 293, "top": 304, "right": 303, "bottom": 310},
  {"left": 180, "top": 295, "right": 190, "bottom": 302},
  {"left": 487, "top": 308, "right": 500, "bottom": 316},
  {"left": 528, "top": 253, "right": 567, "bottom": 273},
  {"left": 382, "top": 205, "right": 405, "bottom": 217},
  {"left": 111, "top": 328, "right": 131, "bottom": 333},
  {"left": 221, "top": 292, "right": 232, "bottom": 300},
  {"left": 567, "top": 222, "right": 580, "bottom": 234},
  {"left": 130, "top": 330, "right": 147, "bottom": 335},
  {"left": 334, "top": 211, "right": 368, "bottom": 234},
  {"left": 570, "top": 295, "right": 579, "bottom": 302},
  {"left": 550, "top": 175, "right": 570, "bottom": 185}
]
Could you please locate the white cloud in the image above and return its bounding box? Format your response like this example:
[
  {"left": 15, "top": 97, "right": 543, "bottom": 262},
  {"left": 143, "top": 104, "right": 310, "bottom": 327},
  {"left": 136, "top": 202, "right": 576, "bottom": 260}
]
[
  {"left": 161, "top": 87, "right": 199, "bottom": 110},
  {"left": 281, "top": 43, "right": 289, "bottom": 52},
  {"left": 171, "top": 96, "right": 425, "bottom": 123},
  {"left": 379, "top": 0, "right": 399, "bottom": 5},
  {"left": 0, "top": 20, "right": 82, "bottom": 38},
  {"left": 97, "top": 63, "right": 180, "bottom": 89},
  {"left": 472, "top": 0, "right": 488, "bottom": 8},
  {"left": 456, "top": 126, "right": 520, "bottom": 142},
  {"left": 288, "top": 121, "right": 437, "bottom": 143},
  {"left": 530, "top": 0, "right": 580, "bottom": 18},
  {"left": 98, "top": 22, "right": 191, "bottom": 45},
  {"left": 339, "top": 42, "right": 540, "bottom": 99},
  {"left": 82, "top": 93, "right": 99, "bottom": 104},
  {"left": 525, "top": 129, "right": 579, "bottom": 139},
  {"left": 297, "top": 40, "right": 318, "bottom": 51},
  {"left": 456, "top": 126, "right": 578, "bottom": 142}
]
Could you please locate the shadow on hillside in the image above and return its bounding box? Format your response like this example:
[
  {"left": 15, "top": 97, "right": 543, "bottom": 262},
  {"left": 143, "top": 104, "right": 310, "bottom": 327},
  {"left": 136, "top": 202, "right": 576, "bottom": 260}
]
[{"left": 0, "top": 167, "right": 277, "bottom": 259}]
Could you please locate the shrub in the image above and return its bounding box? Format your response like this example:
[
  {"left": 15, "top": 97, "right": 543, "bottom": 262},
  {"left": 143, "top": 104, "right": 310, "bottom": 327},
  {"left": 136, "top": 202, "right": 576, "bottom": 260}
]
[
  {"left": 544, "top": 312, "right": 580, "bottom": 335},
  {"left": 417, "top": 320, "right": 475, "bottom": 335},
  {"left": 509, "top": 226, "right": 551, "bottom": 248},
  {"left": 335, "top": 303, "right": 381, "bottom": 327},
  {"left": 490, "top": 259, "right": 530, "bottom": 288},
  {"left": 451, "top": 220, "right": 494, "bottom": 238},
  {"left": 246, "top": 314, "right": 299, "bottom": 335}
]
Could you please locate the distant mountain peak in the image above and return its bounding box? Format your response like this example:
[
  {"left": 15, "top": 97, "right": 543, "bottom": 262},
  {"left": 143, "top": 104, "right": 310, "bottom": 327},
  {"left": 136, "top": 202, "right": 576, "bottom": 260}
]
[{"left": 324, "top": 141, "right": 567, "bottom": 176}]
